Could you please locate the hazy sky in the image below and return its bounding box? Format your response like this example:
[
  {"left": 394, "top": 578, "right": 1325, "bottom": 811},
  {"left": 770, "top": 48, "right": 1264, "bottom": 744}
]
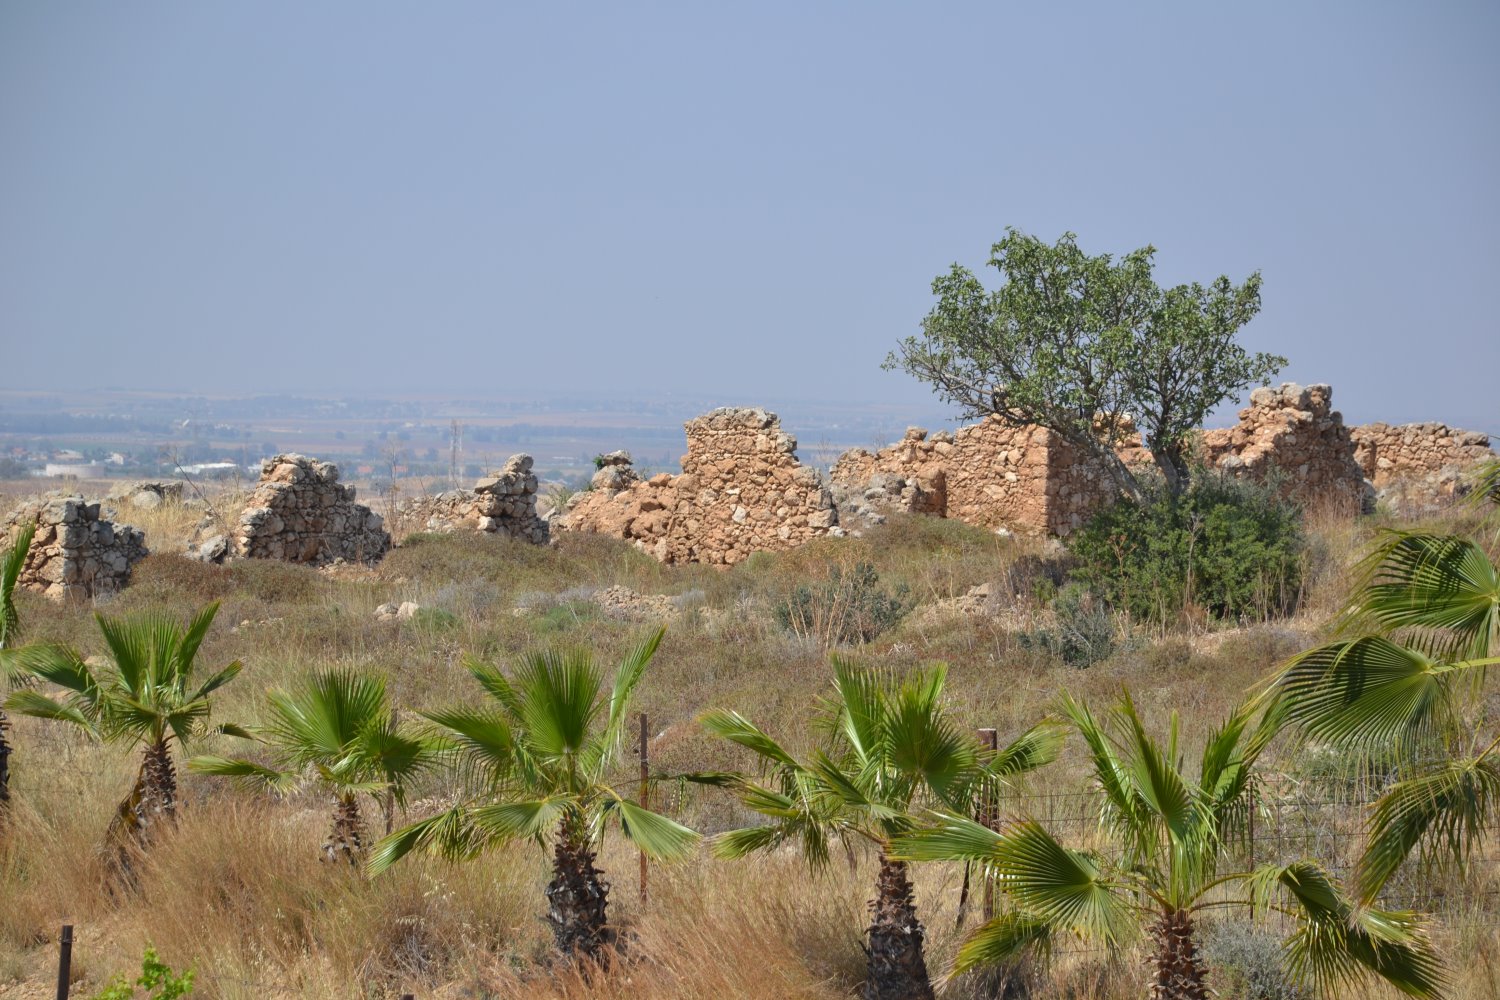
[{"left": 2, "top": 3, "right": 1496, "bottom": 430}]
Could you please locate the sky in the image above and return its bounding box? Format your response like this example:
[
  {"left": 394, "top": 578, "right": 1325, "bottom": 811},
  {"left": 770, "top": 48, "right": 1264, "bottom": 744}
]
[{"left": 2, "top": 2, "right": 1497, "bottom": 431}]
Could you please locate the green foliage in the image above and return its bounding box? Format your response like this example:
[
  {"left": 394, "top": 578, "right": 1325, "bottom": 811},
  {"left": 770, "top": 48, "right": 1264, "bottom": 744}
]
[
  {"left": 1017, "top": 582, "right": 1116, "bottom": 667},
  {"left": 89, "top": 946, "right": 195, "bottom": 999},
  {"left": 368, "top": 627, "right": 698, "bottom": 875},
  {"left": 772, "top": 561, "right": 912, "bottom": 647},
  {"left": 886, "top": 227, "right": 1283, "bottom": 496},
  {"left": 1201, "top": 920, "right": 1308, "bottom": 1000},
  {"left": 699, "top": 658, "right": 1062, "bottom": 862},
  {"left": 5, "top": 602, "right": 242, "bottom": 750},
  {"left": 891, "top": 694, "right": 1447, "bottom": 998},
  {"left": 1067, "top": 472, "right": 1305, "bottom": 627}
]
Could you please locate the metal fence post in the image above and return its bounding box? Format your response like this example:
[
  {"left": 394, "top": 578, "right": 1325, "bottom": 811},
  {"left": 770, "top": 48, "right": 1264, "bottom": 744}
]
[{"left": 55, "top": 925, "right": 73, "bottom": 1000}]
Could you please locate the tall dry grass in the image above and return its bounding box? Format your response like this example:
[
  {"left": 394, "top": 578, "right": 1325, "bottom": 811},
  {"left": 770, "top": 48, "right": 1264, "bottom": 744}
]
[{"left": 0, "top": 509, "right": 1495, "bottom": 998}]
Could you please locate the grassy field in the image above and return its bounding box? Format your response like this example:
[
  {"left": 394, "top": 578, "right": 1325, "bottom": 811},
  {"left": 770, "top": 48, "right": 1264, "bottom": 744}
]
[{"left": 0, "top": 495, "right": 1496, "bottom": 999}]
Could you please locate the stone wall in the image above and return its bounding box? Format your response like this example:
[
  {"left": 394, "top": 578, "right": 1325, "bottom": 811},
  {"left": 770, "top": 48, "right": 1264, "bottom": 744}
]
[
  {"left": 1349, "top": 422, "right": 1494, "bottom": 511},
  {"left": 1350, "top": 422, "right": 1494, "bottom": 486},
  {"left": 829, "top": 419, "right": 1122, "bottom": 535},
  {"left": 556, "top": 407, "right": 839, "bottom": 565},
  {"left": 395, "top": 454, "right": 549, "bottom": 544},
  {"left": 194, "top": 455, "right": 390, "bottom": 566},
  {"left": 3, "top": 495, "right": 147, "bottom": 600},
  {"left": 1199, "top": 383, "right": 1371, "bottom": 511}
]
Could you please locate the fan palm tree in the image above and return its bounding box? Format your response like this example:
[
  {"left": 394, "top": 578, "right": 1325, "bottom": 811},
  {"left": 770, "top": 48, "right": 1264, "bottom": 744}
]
[
  {"left": 367, "top": 627, "right": 698, "bottom": 961},
  {"left": 891, "top": 693, "right": 1446, "bottom": 1000},
  {"left": 1269, "top": 477, "right": 1500, "bottom": 900},
  {"left": 3, "top": 601, "right": 243, "bottom": 856},
  {"left": 696, "top": 658, "right": 1063, "bottom": 1000},
  {"left": 190, "top": 669, "right": 442, "bottom": 865},
  {"left": 0, "top": 521, "right": 37, "bottom": 807}
]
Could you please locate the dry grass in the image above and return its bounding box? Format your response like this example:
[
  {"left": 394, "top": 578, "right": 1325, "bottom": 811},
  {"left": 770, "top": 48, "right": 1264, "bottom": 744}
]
[{"left": 0, "top": 509, "right": 1495, "bottom": 998}]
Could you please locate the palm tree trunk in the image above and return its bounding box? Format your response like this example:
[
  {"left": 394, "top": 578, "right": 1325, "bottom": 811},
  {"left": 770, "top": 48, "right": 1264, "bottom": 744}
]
[
  {"left": 323, "top": 793, "right": 365, "bottom": 866},
  {"left": 110, "top": 739, "right": 177, "bottom": 842},
  {"left": 544, "top": 816, "right": 610, "bottom": 961},
  {"left": 1148, "top": 907, "right": 1209, "bottom": 1000},
  {"left": 864, "top": 854, "right": 934, "bottom": 1000},
  {"left": 0, "top": 708, "right": 12, "bottom": 807}
]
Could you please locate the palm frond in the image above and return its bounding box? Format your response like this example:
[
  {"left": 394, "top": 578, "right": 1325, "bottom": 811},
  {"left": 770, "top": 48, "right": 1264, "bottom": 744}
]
[
  {"left": 3, "top": 688, "right": 96, "bottom": 732},
  {"left": 367, "top": 805, "right": 482, "bottom": 874},
  {"left": 513, "top": 647, "right": 603, "bottom": 760},
  {"left": 700, "top": 709, "right": 803, "bottom": 771},
  {"left": 187, "top": 755, "right": 297, "bottom": 792},
  {"left": 1357, "top": 753, "right": 1500, "bottom": 902},
  {"left": 991, "top": 820, "right": 1134, "bottom": 945},
  {"left": 608, "top": 798, "right": 699, "bottom": 860},
  {"left": 889, "top": 811, "right": 1004, "bottom": 865},
  {"left": 1251, "top": 860, "right": 1446, "bottom": 999},
  {"left": 1343, "top": 532, "right": 1499, "bottom": 659},
  {"left": 0, "top": 520, "right": 37, "bottom": 648},
  {"left": 602, "top": 626, "right": 664, "bottom": 753},
  {"left": 951, "top": 911, "right": 1055, "bottom": 975},
  {"left": 1274, "top": 636, "right": 1483, "bottom": 748}
]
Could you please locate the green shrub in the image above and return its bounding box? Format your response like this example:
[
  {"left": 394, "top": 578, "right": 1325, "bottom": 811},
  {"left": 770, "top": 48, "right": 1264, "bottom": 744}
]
[
  {"left": 1017, "top": 582, "right": 1116, "bottom": 667},
  {"left": 1066, "top": 472, "right": 1304, "bottom": 628},
  {"left": 1201, "top": 920, "right": 1305, "bottom": 1000},
  {"left": 773, "top": 561, "right": 911, "bottom": 647},
  {"left": 90, "top": 946, "right": 195, "bottom": 1000}
]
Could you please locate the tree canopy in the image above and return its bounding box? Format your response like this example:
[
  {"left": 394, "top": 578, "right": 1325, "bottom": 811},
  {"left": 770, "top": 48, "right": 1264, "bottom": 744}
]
[{"left": 885, "top": 228, "right": 1284, "bottom": 497}]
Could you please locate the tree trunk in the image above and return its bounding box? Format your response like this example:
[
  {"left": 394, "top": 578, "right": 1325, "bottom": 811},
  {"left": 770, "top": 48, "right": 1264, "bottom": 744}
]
[
  {"left": 323, "top": 793, "right": 365, "bottom": 866},
  {"left": 1080, "top": 436, "right": 1144, "bottom": 504},
  {"left": 1147, "top": 907, "right": 1209, "bottom": 1000},
  {"left": 545, "top": 817, "right": 610, "bottom": 961},
  {"left": 864, "top": 855, "right": 935, "bottom": 1000},
  {"left": 106, "top": 738, "right": 177, "bottom": 870},
  {"left": 1150, "top": 440, "right": 1191, "bottom": 498},
  {"left": 0, "top": 708, "right": 11, "bottom": 807}
]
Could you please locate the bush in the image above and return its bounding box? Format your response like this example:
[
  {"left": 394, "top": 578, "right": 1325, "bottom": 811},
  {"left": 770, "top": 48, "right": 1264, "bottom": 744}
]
[
  {"left": 1017, "top": 582, "right": 1116, "bottom": 668},
  {"left": 773, "top": 561, "right": 911, "bottom": 648},
  {"left": 90, "top": 946, "right": 195, "bottom": 999},
  {"left": 1201, "top": 920, "right": 1305, "bottom": 1000},
  {"left": 1066, "top": 472, "right": 1305, "bottom": 628}
]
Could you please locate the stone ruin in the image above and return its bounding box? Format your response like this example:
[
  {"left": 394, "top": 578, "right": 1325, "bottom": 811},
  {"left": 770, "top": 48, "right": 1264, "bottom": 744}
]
[
  {"left": 394, "top": 454, "right": 549, "bottom": 544},
  {"left": 1199, "top": 383, "right": 1372, "bottom": 512},
  {"left": 191, "top": 454, "right": 390, "bottom": 566},
  {"left": 556, "top": 407, "right": 839, "bottom": 565},
  {"left": 831, "top": 383, "right": 1384, "bottom": 536},
  {"left": 1351, "top": 422, "right": 1495, "bottom": 511},
  {"left": 3, "top": 495, "right": 148, "bottom": 600},
  {"left": 831, "top": 419, "right": 1126, "bottom": 535}
]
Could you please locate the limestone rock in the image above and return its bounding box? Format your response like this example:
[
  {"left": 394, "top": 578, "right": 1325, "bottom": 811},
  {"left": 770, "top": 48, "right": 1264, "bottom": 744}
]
[
  {"left": 556, "top": 407, "right": 839, "bottom": 566},
  {"left": 3, "top": 495, "right": 148, "bottom": 600},
  {"left": 394, "top": 454, "right": 549, "bottom": 544}
]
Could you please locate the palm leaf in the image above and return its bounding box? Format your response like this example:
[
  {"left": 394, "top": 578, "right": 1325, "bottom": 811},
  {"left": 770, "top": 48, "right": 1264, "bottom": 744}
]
[
  {"left": 990, "top": 820, "right": 1133, "bottom": 945},
  {"left": 468, "top": 797, "right": 569, "bottom": 843},
  {"left": 190, "top": 661, "right": 243, "bottom": 703},
  {"left": 187, "top": 755, "right": 297, "bottom": 792},
  {"left": 700, "top": 709, "right": 803, "bottom": 771},
  {"left": 1274, "top": 636, "right": 1489, "bottom": 748},
  {"left": 1357, "top": 753, "right": 1500, "bottom": 902},
  {"left": 367, "top": 805, "right": 480, "bottom": 874},
  {"left": 609, "top": 798, "right": 700, "bottom": 860},
  {"left": 514, "top": 648, "right": 603, "bottom": 759},
  {"left": 173, "top": 601, "right": 222, "bottom": 680},
  {"left": 1344, "top": 532, "right": 1499, "bottom": 658},
  {"left": 951, "top": 911, "right": 1054, "bottom": 975},
  {"left": 889, "top": 811, "right": 1004, "bottom": 865},
  {"left": 602, "top": 626, "right": 664, "bottom": 753},
  {"left": 0, "top": 520, "right": 37, "bottom": 648},
  {"left": 3, "top": 688, "right": 96, "bottom": 731},
  {"left": 1251, "top": 860, "right": 1446, "bottom": 999}
]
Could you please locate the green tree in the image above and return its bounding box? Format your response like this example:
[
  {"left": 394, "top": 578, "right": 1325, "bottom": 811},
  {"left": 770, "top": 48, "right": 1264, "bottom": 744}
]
[
  {"left": 885, "top": 228, "right": 1283, "bottom": 498},
  {"left": 4, "top": 602, "right": 243, "bottom": 858},
  {"left": 367, "top": 628, "right": 698, "bottom": 961},
  {"left": 892, "top": 694, "right": 1446, "bottom": 1000},
  {"left": 697, "top": 659, "right": 1063, "bottom": 1000},
  {"left": 190, "top": 669, "right": 442, "bottom": 866},
  {"left": 1268, "top": 482, "right": 1500, "bottom": 902}
]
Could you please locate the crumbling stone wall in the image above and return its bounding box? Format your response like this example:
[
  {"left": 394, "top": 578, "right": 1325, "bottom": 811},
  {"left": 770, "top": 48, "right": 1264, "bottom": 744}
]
[
  {"left": 556, "top": 407, "right": 839, "bottom": 565},
  {"left": 830, "top": 420, "right": 1122, "bottom": 535},
  {"left": 1200, "top": 383, "right": 1370, "bottom": 511},
  {"left": 395, "top": 455, "right": 549, "bottom": 544},
  {"left": 3, "top": 495, "right": 147, "bottom": 599},
  {"left": 194, "top": 455, "right": 390, "bottom": 566},
  {"left": 1350, "top": 423, "right": 1494, "bottom": 486}
]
